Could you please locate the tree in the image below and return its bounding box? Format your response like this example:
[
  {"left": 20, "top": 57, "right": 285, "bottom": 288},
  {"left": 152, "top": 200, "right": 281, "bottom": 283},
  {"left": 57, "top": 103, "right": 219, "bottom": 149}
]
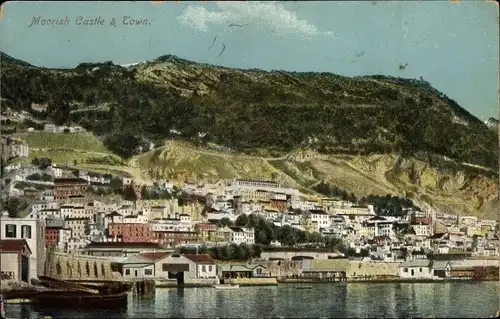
[
  {"left": 48, "top": 101, "right": 71, "bottom": 126},
  {"left": 177, "top": 191, "right": 189, "bottom": 207},
  {"left": 277, "top": 225, "right": 298, "bottom": 246},
  {"left": 26, "top": 173, "right": 42, "bottom": 181},
  {"left": 234, "top": 243, "right": 249, "bottom": 260},
  {"left": 324, "top": 236, "right": 342, "bottom": 249},
  {"left": 309, "top": 232, "right": 323, "bottom": 243},
  {"left": 123, "top": 185, "right": 138, "bottom": 201},
  {"left": 31, "top": 157, "right": 52, "bottom": 169},
  {"left": 216, "top": 217, "right": 233, "bottom": 228},
  {"left": 256, "top": 229, "right": 269, "bottom": 245},
  {"left": 3, "top": 196, "right": 29, "bottom": 217},
  {"left": 219, "top": 245, "right": 234, "bottom": 260},
  {"left": 94, "top": 186, "right": 111, "bottom": 196},
  {"left": 109, "top": 176, "right": 123, "bottom": 190},
  {"left": 252, "top": 244, "right": 263, "bottom": 258},
  {"left": 235, "top": 214, "right": 249, "bottom": 227},
  {"left": 140, "top": 185, "right": 150, "bottom": 199},
  {"left": 41, "top": 173, "right": 54, "bottom": 182}
]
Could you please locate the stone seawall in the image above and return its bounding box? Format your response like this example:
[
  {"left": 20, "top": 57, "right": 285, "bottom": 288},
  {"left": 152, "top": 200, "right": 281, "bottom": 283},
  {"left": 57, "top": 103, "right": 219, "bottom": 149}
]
[
  {"left": 227, "top": 277, "right": 278, "bottom": 286},
  {"left": 309, "top": 259, "right": 400, "bottom": 278},
  {"left": 253, "top": 260, "right": 302, "bottom": 277},
  {"left": 154, "top": 277, "right": 277, "bottom": 287},
  {"left": 155, "top": 278, "right": 218, "bottom": 288}
]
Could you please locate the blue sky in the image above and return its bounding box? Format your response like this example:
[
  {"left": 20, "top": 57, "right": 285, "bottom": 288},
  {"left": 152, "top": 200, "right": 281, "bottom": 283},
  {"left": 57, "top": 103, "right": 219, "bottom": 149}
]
[{"left": 0, "top": 1, "right": 498, "bottom": 120}]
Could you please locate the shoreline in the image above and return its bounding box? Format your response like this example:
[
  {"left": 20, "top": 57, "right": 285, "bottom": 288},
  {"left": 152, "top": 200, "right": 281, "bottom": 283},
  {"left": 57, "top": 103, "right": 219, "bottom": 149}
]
[
  {"left": 153, "top": 278, "right": 497, "bottom": 288},
  {"left": 278, "top": 277, "right": 498, "bottom": 284}
]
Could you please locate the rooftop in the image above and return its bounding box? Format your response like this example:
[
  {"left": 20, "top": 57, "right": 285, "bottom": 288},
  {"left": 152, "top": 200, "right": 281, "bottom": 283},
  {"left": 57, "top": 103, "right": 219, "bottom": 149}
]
[
  {"left": 85, "top": 242, "right": 165, "bottom": 249},
  {"left": 183, "top": 253, "right": 215, "bottom": 264},
  {"left": 139, "top": 252, "right": 170, "bottom": 262},
  {"left": 0, "top": 239, "right": 31, "bottom": 254}
]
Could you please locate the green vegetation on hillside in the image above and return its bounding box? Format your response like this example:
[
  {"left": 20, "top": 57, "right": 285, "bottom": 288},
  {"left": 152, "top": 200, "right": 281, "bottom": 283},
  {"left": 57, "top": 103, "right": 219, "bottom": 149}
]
[
  {"left": 1, "top": 52, "right": 497, "bottom": 171},
  {"left": 18, "top": 132, "right": 108, "bottom": 152},
  {"left": 11, "top": 132, "right": 124, "bottom": 166},
  {"left": 358, "top": 194, "right": 421, "bottom": 216}
]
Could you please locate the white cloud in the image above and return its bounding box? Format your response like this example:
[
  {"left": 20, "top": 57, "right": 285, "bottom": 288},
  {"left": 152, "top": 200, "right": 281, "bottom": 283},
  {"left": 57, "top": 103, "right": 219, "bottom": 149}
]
[{"left": 177, "top": 1, "right": 336, "bottom": 39}]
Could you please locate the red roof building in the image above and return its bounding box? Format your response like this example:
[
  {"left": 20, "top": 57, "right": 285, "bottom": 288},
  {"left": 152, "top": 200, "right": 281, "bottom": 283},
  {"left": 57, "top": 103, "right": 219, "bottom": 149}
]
[
  {"left": 108, "top": 223, "right": 151, "bottom": 243},
  {"left": 138, "top": 252, "right": 170, "bottom": 262},
  {"left": 0, "top": 239, "right": 32, "bottom": 283},
  {"left": 183, "top": 253, "right": 215, "bottom": 264}
]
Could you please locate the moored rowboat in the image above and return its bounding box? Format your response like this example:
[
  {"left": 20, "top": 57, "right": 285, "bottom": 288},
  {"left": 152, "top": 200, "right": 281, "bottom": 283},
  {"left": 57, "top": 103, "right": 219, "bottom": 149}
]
[{"left": 35, "top": 290, "right": 127, "bottom": 309}]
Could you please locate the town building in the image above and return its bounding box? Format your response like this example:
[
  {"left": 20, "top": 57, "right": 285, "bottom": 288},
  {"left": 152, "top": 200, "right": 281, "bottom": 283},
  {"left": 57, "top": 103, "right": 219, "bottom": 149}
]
[
  {"left": 107, "top": 223, "right": 151, "bottom": 243},
  {"left": 53, "top": 178, "right": 89, "bottom": 201},
  {"left": 83, "top": 242, "right": 170, "bottom": 257},
  {"left": 399, "top": 260, "right": 433, "bottom": 279},
  {"left": 228, "top": 227, "right": 255, "bottom": 245},
  {"left": 150, "top": 230, "right": 199, "bottom": 247},
  {"left": 183, "top": 254, "right": 217, "bottom": 278},
  {"left": 0, "top": 213, "right": 45, "bottom": 279},
  {"left": 0, "top": 239, "right": 32, "bottom": 283}
]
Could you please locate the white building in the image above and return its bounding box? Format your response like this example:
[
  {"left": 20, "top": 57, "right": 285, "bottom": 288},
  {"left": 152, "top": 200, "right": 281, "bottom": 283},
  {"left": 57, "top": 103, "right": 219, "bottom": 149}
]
[
  {"left": 309, "top": 209, "right": 329, "bottom": 232},
  {"left": 290, "top": 200, "right": 322, "bottom": 211},
  {"left": 413, "top": 223, "right": 432, "bottom": 237},
  {"left": 229, "top": 227, "right": 255, "bottom": 245},
  {"left": 399, "top": 260, "right": 433, "bottom": 279},
  {"left": 46, "top": 166, "right": 63, "bottom": 178},
  {"left": 0, "top": 213, "right": 45, "bottom": 280},
  {"left": 58, "top": 228, "right": 72, "bottom": 252}
]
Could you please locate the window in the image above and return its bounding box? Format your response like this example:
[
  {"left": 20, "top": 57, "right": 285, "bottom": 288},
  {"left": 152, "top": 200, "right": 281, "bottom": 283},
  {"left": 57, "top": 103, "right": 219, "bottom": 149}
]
[
  {"left": 419, "top": 268, "right": 422, "bottom": 272},
  {"left": 202, "top": 265, "right": 206, "bottom": 272},
  {"left": 144, "top": 269, "right": 153, "bottom": 276},
  {"left": 162, "top": 263, "right": 169, "bottom": 271},
  {"left": 21, "top": 225, "right": 32, "bottom": 239},
  {"left": 208, "top": 265, "right": 213, "bottom": 272},
  {"left": 5, "top": 224, "right": 17, "bottom": 238},
  {"left": 125, "top": 269, "right": 130, "bottom": 275},
  {"left": 403, "top": 268, "right": 408, "bottom": 272}
]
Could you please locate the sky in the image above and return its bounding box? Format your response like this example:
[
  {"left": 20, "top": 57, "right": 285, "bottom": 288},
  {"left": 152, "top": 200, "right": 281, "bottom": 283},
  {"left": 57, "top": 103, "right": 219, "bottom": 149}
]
[{"left": 0, "top": 1, "right": 498, "bottom": 120}]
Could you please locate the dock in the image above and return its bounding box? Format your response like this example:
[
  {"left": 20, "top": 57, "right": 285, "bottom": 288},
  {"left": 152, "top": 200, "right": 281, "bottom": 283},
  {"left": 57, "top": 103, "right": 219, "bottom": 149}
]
[{"left": 130, "top": 279, "right": 155, "bottom": 296}]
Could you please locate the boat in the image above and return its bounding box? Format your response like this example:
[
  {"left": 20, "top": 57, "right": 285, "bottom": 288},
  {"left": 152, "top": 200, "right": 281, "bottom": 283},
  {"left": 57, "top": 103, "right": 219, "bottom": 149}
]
[
  {"left": 35, "top": 290, "right": 127, "bottom": 309},
  {"left": 33, "top": 276, "right": 128, "bottom": 309},
  {"left": 37, "top": 276, "right": 100, "bottom": 294},
  {"left": 213, "top": 284, "right": 240, "bottom": 289},
  {"left": 38, "top": 276, "right": 132, "bottom": 294}
]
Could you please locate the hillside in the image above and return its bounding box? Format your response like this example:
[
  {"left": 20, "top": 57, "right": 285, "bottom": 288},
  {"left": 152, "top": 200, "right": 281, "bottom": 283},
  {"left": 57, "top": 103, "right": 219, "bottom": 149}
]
[
  {"left": 1, "top": 52, "right": 498, "bottom": 218},
  {"left": 131, "top": 140, "right": 497, "bottom": 218},
  {"left": 11, "top": 132, "right": 124, "bottom": 167}
]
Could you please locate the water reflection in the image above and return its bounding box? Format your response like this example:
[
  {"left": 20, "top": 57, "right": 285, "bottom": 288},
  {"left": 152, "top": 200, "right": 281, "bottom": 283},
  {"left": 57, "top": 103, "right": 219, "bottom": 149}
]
[{"left": 4, "top": 282, "right": 498, "bottom": 318}]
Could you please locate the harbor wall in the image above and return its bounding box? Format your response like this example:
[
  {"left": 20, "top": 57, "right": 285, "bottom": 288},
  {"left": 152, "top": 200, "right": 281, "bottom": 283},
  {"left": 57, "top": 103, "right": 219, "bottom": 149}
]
[
  {"left": 308, "top": 260, "right": 399, "bottom": 278},
  {"left": 155, "top": 278, "right": 218, "bottom": 287},
  {"left": 228, "top": 277, "right": 278, "bottom": 286},
  {"left": 253, "top": 260, "right": 302, "bottom": 277}
]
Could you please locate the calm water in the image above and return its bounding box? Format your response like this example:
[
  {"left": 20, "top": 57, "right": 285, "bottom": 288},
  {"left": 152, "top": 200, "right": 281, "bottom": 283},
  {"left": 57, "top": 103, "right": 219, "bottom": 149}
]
[{"left": 6, "top": 282, "right": 499, "bottom": 318}]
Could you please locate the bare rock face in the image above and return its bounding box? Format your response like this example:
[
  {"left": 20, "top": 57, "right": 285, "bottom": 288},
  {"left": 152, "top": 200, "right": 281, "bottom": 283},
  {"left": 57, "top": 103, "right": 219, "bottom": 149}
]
[
  {"left": 131, "top": 140, "right": 498, "bottom": 219},
  {"left": 485, "top": 117, "right": 499, "bottom": 130}
]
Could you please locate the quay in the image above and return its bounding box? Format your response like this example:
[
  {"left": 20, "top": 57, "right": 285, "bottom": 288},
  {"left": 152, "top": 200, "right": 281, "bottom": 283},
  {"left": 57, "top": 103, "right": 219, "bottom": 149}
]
[{"left": 130, "top": 279, "right": 155, "bottom": 295}]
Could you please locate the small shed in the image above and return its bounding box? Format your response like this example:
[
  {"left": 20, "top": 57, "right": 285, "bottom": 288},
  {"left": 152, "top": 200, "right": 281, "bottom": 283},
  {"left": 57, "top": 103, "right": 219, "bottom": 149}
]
[
  {"left": 399, "top": 260, "right": 433, "bottom": 279},
  {"left": 217, "top": 264, "right": 253, "bottom": 279},
  {"left": 0, "top": 239, "right": 32, "bottom": 283}
]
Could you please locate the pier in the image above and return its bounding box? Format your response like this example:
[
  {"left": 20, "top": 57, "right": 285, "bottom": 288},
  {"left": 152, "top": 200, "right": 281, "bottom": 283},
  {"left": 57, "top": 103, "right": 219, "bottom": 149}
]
[{"left": 131, "top": 279, "right": 156, "bottom": 296}]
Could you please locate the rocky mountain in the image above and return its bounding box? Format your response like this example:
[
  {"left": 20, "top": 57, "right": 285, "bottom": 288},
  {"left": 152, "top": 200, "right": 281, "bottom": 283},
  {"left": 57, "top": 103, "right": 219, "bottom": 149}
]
[
  {"left": 485, "top": 117, "right": 499, "bottom": 130},
  {"left": 1, "top": 52, "right": 498, "bottom": 218}
]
